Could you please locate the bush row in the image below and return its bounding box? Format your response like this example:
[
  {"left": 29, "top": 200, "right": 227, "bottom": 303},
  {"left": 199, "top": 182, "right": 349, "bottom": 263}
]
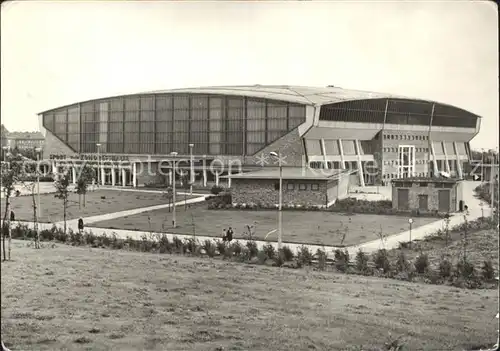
[{"left": 3, "top": 221, "right": 496, "bottom": 289}]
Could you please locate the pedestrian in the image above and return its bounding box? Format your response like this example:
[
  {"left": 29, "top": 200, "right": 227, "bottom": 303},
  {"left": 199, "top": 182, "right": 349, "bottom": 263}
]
[
  {"left": 226, "top": 227, "right": 234, "bottom": 242},
  {"left": 222, "top": 228, "right": 227, "bottom": 242}
]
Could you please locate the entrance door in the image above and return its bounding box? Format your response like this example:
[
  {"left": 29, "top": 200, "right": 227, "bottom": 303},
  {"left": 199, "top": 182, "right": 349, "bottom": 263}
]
[
  {"left": 398, "top": 188, "right": 410, "bottom": 210},
  {"left": 438, "top": 190, "right": 450, "bottom": 212},
  {"left": 418, "top": 195, "right": 428, "bottom": 211},
  {"left": 398, "top": 145, "right": 415, "bottom": 178}
]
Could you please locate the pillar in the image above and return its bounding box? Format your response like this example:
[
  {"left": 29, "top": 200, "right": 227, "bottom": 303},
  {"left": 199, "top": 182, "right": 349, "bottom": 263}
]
[
  {"left": 338, "top": 139, "right": 346, "bottom": 169},
  {"left": 453, "top": 142, "right": 463, "bottom": 179},
  {"left": 101, "top": 167, "right": 105, "bottom": 186},
  {"left": 228, "top": 167, "right": 232, "bottom": 188},
  {"left": 321, "top": 138, "right": 329, "bottom": 169},
  {"left": 355, "top": 140, "right": 365, "bottom": 187},
  {"left": 121, "top": 168, "right": 126, "bottom": 186},
  {"left": 429, "top": 141, "right": 439, "bottom": 177},
  {"left": 215, "top": 172, "right": 220, "bottom": 187},
  {"left": 72, "top": 167, "right": 76, "bottom": 184},
  {"left": 202, "top": 156, "right": 207, "bottom": 187},
  {"left": 169, "top": 169, "right": 173, "bottom": 185},
  {"left": 132, "top": 163, "right": 137, "bottom": 187},
  {"left": 111, "top": 167, "right": 116, "bottom": 186},
  {"left": 442, "top": 142, "right": 451, "bottom": 174}
]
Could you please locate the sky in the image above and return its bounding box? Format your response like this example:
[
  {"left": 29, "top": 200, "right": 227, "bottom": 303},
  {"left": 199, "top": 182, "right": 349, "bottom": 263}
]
[{"left": 1, "top": 0, "right": 498, "bottom": 150}]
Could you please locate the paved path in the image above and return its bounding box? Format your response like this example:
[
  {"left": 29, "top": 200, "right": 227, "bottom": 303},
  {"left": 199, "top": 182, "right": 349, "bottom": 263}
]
[{"left": 3, "top": 181, "right": 493, "bottom": 256}]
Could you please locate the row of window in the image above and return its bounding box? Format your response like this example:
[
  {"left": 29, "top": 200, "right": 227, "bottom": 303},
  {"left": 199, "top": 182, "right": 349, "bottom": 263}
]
[
  {"left": 382, "top": 173, "right": 430, "bottom": 179},
  {"left": 382, "top": 147, "right": 429, "bottom": 153},
  {"left": 394, "top": 181, "right": 453, "bottom": 188},
  {"left": 275, "top": 183, "right": 320, "bottom": 191},
  {"left": 383, "top": 159, "right": 429, "bottom": 166},
  {"left": 383, "top": 134, "right": 428, "bottom": 141}
]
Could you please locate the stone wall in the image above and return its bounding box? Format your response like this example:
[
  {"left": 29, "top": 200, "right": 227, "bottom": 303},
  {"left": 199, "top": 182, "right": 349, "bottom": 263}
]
[
  {"left": 231, "top": 178, "right": 328, "bottom": 207},
  {"left": 392, "top": 182, "right": 459, "bottom": 212}
]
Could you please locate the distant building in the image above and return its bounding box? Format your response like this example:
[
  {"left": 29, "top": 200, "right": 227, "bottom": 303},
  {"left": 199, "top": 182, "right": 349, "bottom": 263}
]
[
  {"left": 226, "top": 167, "right": 353, "bottom": 208},
  {"left": 6, "top": 131, "right": 45, "bottom": 150},
  {"left": 391, "top": 177, "right": 464, "bottom": 213}
]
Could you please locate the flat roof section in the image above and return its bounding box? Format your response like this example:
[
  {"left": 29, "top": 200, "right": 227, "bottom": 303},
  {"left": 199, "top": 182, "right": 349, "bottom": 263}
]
[
  {"left": 223, "top": 167, "right": 353, "bottom": 181},
  {"left": 391, "top": 177, "right": 462, "bottom": 184}
]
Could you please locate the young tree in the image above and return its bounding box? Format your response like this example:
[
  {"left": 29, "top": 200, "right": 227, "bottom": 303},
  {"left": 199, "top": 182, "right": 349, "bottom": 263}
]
[
  {"left": 75, "top": 164, "right": 96, "bottom": 208},
  {"left": 180, "top": 172, "right": 190, "bottom": 211},
  {"left": 162, "top": 186, "right": 174, "bottom": 213},
  {"left": 54, "top": 171, "right": 71, "bottom": 235},
  {"left": 1, "top": 154, "right": 24, "bottom": 260},
  {"left": 22, "top": 181, "right": 41, "bottom": 249}
]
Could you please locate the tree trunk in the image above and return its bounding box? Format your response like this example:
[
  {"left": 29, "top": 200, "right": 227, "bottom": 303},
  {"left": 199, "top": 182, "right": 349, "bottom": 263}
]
[
  {"left": 3, "top": 199, "right": 9, "bottom": 261},
  {"left": 63, "top": 199, "right": 67, "bottom": 234},
  {"left": 7, "top": 200, "right": 12, "bottom": 260},
  {"left": 79, "top": 193, "right": 81, "bottom": 210},
  {"left": 84, "top": 192, "right": 86, "bottom": 207},
  {"left": 185, "top": 193, "right": 187, "bottom": 211},
  {"left": 32, "top": 192, "right": 39, "bottom": 249}
]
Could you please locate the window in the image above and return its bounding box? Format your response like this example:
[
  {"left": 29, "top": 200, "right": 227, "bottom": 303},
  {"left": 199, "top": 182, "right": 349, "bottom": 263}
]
[
  {"left": 274, "top": 182, "right": 280, "bottom": 190},
  {"left": 299, "top": 184, "right": 307, "bottom": 190},
  {"left": 311, "top": 183, "right": 319, "bottom": 191},
  {"left": 419, "top": 182, "right": 428, "bottom": 187},
  {"left": 287, "top": 183, "right": 295, "bottom": 190}
]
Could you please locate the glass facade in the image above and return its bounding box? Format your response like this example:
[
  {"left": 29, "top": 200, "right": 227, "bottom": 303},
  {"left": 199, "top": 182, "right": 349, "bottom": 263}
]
[
  {"left": 42, "top": 93, "right": 306, "bottom": 155},
  {"left": 319, "top": 98, "right": 478, "bottom": 128}
]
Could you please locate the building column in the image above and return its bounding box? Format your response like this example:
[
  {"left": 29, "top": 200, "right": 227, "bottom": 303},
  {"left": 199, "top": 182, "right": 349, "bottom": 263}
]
[
  {"left": 121, "top": 168, "right": 126, "bottom": 186},
  {"left": 453, "top": 142, "right": 463, "bottom": 179},
  {"left": 442, "top": 142, "right": 451, "bottom": 174},
  {"left": 354, "top": 139, "right": 365, "bottom": 187},
  {"left": 169, "top": 169, "right": 173, "bottom": 185},
  {"left": 72, "top": 167, "right": 77, "bottom": 184},
  {"left": 338, "top": 139, "right": 346, "bottom": 169},
  {"left": 321, "top": 139, "right": 329, "bottom": 169},
  {"left": 132, "top": 163, "right": 137, "bottom": 187},
  {"left": 429, "top": 141, "right": 439, "bottom": 177},
  {"left": 52, "top": 161, "right": 57, "bottom": 179},
  {"left": 228, "top": 167, "right": 232, "bottom": 188},
  {"left": 111, "top": 166, "right": 116, "bottom": 186},
  {"left": 202, "top": 156, "right": 207, "bottom": 187},
  {"left": 101, "top": 167, "right": 105, "bottom": 186},
  {"left": 215, "top": 172, "right": 220, "bottom": 187}
]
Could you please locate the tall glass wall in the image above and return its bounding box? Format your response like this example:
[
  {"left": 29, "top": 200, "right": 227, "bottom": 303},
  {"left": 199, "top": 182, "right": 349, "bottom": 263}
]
[
  {"left": 319, "top": 98, "right": 478, "bottom": 128},
  {"left": 42, "top": 93, "right": 306, "bottom": 155}
]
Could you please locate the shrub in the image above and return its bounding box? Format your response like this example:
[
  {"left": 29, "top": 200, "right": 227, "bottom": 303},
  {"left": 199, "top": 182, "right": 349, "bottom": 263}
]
[
  {"left": 455, "top": 259, "right": 475, "bottom": 280},
  {"left": 273, "top": 250, "right": 285, "bottom": 267},
  {"left": 355, "top": 250, "right": 370, "bottom": 275},
  {"left": 438, "top": 258, "right": 452, "bottom": 278},
  {"left": 257, "top": 250, "right": 268, "bottom": 264},
  {"left": 210, "top": 185, "right": 223, "bottom": 195},
  {"left": 202, "top": 240, "right": 216, "bottom": 258},
  {"left": 172, "top": 236, "right": 184, "bottom": 254},
  {"left": 334, "top": 249, "right": 350, "bottom": 272},
  {"left": 183, "top": 238, "right": 198, "bottom": 255},
  {"left": 395, "top": 251, "right": 410, "bottom": 273},
  {"left": 372, "top": 249, "right": 391, "bottom": 274},
  {"left": 262, "top": 244, "right": 276, "bottom": 260},
  {"left": 481, "top": 260, "right": 495, "bottom": 281},
  {"left": 246, "top": 240, "right": 259, "bottom": 259},
  {"left": 296, "top": 245, "right": 313, "bottom": 267},
  {"left": 281, "top": 245, "right": 294, "bottom": 261},
  {"left": 223, "top": 244, "right": 234, "bottom": 260},
  {"left": 316, "top": 248, "right": 328, "bottom": 271},
  {"left": 215, "top": 240, "right": 226, "bottom": 256},
  {"left": 230, "top": 241, "right": 242, "bottom": 256},
  {"left": 414, "top": 253, "right": 430, "bottom": 274}
]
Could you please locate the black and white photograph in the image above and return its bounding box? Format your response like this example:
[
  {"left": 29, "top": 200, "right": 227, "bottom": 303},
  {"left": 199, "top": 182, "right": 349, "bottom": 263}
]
[{"left": 1, "top": 1, "right": 498, "bottom": 350}]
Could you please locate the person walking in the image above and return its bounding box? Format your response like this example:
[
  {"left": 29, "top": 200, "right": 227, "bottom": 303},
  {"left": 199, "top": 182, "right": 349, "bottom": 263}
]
[{"left": 226, "top": 227, "right": 234, "bottom": 242}]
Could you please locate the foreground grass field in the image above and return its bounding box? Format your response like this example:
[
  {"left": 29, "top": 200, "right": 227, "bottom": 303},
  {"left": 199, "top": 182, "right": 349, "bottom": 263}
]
[
  {"left": 92, "top": 204, "right": 436, "bottom": 246},
  {"left": 1, "top": 242, "right": 497, "bottom": 350},
  {"left": 1, "top": 190, "right": 199, "bottom": 223}
]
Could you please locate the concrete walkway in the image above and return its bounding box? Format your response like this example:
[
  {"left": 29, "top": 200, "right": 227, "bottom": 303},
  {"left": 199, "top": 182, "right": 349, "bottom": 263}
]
[
  {"left": 98, "top": 186, "right": 207, "bottom": 197},
  {"left": 3, "top": 181, "right": 493, "bottom": 256}
]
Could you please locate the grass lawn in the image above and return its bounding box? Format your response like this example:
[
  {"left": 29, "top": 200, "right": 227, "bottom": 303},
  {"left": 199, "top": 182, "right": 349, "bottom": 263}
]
[
  {"left": 1, "top": 190, "right": 201, "bottom": 223},
  {"left": 92, "top": 204, "right": 437, "bottom": 246},
  {"left": 1, "top": 242, "right": 497, "bottom": 351},
  {"left": 388, "top": 226, "right": 500, "bottom": 273}
]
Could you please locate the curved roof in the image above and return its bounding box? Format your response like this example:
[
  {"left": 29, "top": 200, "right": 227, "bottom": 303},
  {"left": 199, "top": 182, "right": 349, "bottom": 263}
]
[
  {"left": 38, "top": 85, "right": 480, "bottom": 117},
  {"left": 143, "top": 85, "right": 413, "bottom": 106}
]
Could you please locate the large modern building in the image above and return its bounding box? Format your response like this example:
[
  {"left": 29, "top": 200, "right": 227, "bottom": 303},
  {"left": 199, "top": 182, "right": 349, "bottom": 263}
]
[{"left": 38, "top": 85, "right": 481, "bottom": 188}]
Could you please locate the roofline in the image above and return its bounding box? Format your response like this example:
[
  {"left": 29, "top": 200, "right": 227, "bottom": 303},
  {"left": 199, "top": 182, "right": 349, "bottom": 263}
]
[{"left": 36, "top": 85, "right": 482, "bottom": 119}]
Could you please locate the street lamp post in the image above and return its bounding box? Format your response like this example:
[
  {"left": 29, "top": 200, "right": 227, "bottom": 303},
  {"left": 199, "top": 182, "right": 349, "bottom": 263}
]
[
  {"left": 189, "top": 144, "right": 194, "bottom": 195},
  {"left": 170, "top": 152, "right": 178, "bottom": 228},
  {"left": 35, "top": 147, "right": 42, "bottom": 219},
  {"left": 270, "top": 151, "right": 283, "bottom": 251},
  {"left": 96, "top": 143, "right": 101, "bottom": 187}
]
